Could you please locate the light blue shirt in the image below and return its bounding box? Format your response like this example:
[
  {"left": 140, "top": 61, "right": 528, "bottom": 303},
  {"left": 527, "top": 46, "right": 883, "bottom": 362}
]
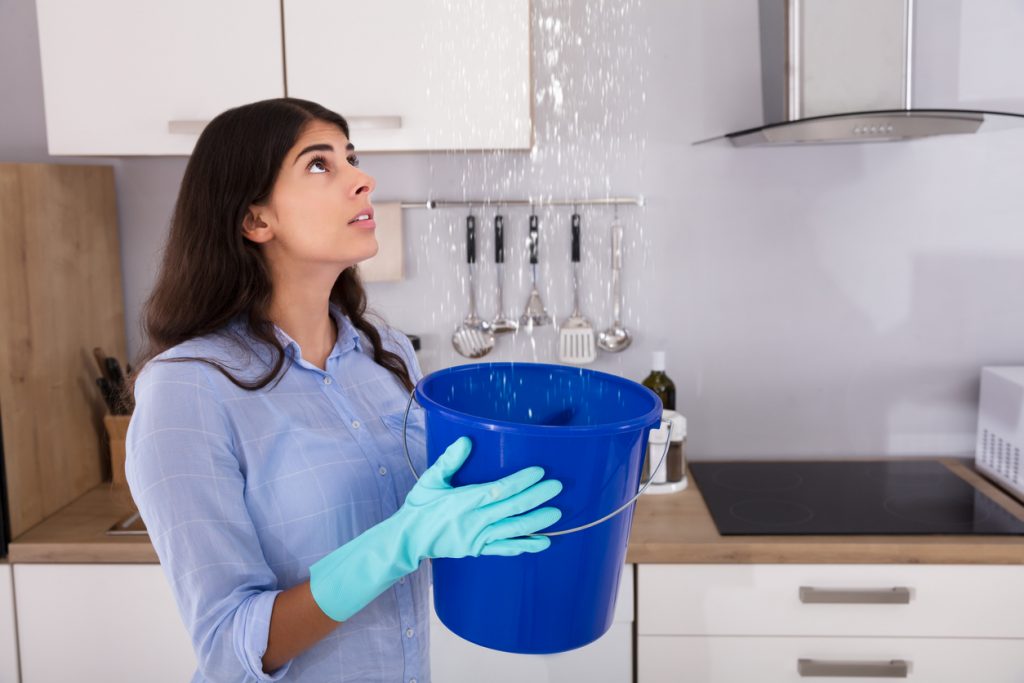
[{"left": 126, "top": 305, "right": 431, "bottom": 683}]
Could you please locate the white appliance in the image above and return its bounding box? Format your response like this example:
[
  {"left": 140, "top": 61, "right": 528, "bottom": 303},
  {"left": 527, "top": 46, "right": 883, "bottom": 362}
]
[{"left": 976, "top": 366, "right": 1024, "bottom": 500}]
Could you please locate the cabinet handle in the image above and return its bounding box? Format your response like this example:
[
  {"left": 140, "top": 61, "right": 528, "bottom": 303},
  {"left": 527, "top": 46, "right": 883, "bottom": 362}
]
[
  {"left": 798, "top": 659, "right": 909, "bottom": 678},
  {"left": 169, "top": 116, "right": 402, "bottom": 135},
  {"left": 347, "top": 116, "right": 403, "bottom": 130},
  {"left": 168, "top": 120, "right": 208, "bottom": 135},
  {"left": 799, "top": 586, "right": 911, "bottom": 604}
]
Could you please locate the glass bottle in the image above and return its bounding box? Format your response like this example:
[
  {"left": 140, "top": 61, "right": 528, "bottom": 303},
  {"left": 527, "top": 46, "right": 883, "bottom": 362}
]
[
  {"left": 642, "top": 351, "right": 675, "bottom": 411},
  {"left": 641, "top": 351, "right": 676, "bottom": 482}
]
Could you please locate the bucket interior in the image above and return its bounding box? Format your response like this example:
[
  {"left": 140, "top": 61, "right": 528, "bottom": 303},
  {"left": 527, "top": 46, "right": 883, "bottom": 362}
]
[{"left": 417, "top": 363, "right": 658, "bottom": 429}]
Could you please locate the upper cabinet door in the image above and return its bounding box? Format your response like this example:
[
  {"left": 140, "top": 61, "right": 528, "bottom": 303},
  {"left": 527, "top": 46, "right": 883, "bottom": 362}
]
[
  {"left": 35, "top": 0, "right": 284, "bottom": 155},
  {"left": 283, "top": 0, "right": 532, "bottom": 151}
]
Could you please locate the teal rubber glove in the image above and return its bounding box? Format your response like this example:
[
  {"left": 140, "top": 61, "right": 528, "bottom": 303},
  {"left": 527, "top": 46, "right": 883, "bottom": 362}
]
[{"left": 309, "top": 436, "right": 563, "bottom": 622}]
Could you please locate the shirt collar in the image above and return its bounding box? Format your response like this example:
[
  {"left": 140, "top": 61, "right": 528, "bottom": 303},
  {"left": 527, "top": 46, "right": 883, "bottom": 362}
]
[
  {"left": 268, "top": 304, "right": 362, "bottom": 363},
  {"left": 329, "top": 303, "right": 363, "bottom": 355}
]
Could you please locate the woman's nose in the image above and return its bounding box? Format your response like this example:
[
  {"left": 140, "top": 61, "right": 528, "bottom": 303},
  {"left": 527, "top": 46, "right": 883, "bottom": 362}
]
[{"left": 353, "top": 171, "right": 376, "bottom": 197}]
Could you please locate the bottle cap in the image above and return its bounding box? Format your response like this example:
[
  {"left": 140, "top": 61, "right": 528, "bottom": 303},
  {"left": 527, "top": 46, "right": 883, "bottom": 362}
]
[{"left": 652, "top": 351, "right": 666, "bottom": 371}]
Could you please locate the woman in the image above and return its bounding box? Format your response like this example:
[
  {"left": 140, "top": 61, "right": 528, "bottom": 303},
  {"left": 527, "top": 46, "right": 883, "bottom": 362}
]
[{"left": 126, "top": 98, "right": 563, "bottom": 682}]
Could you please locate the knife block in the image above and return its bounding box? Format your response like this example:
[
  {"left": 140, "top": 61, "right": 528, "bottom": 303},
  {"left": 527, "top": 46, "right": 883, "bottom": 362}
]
[{"left": 103, "top": 415, "right": 132, "bottom": 487}]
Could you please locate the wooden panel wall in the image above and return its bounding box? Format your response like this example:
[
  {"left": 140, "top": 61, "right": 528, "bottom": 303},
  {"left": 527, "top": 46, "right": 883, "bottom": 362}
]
[{"left": 0, "top": 163, "right": 126, "bottom": 540}]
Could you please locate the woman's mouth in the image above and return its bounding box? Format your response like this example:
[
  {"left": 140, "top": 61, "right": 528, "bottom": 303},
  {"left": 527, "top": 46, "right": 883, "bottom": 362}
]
[{"left": 347, "top": 209, "right": 375, "bottom": 229}]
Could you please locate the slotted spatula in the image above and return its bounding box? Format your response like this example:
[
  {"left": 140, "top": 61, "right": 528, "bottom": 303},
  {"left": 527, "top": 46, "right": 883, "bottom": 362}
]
[
  {"left": 520, "top": 213, "right": 551, "bottom": 332},
  {"left": 559, "top": 213, "right": 597, "bottom": 364}
]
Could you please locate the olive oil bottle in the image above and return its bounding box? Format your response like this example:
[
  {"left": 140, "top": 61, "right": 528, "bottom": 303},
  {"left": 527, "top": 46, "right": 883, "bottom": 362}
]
[{"left": 642, "top": 351, "right": 675, "bottom": 411}]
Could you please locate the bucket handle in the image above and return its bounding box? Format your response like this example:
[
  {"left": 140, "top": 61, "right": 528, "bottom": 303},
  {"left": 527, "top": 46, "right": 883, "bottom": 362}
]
[{"left": 401, "top": 389, "right": 672, "bottom": 537}]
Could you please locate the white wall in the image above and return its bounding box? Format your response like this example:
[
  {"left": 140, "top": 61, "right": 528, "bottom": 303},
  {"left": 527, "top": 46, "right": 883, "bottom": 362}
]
[{"left": 3, "top": 0, "right": 1023, "bottom": 460}]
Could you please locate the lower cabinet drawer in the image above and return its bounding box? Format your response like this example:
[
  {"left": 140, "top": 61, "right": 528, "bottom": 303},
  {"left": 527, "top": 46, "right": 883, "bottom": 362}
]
[
  {"left": 14, "top": 564, "right": 196, "bottom": 683},
  {"left": 639, "top": 635, "right": 1024, "bottom": 683},
  {"left": 638, "top": 564, "right": 1024, "bottom": 638}
]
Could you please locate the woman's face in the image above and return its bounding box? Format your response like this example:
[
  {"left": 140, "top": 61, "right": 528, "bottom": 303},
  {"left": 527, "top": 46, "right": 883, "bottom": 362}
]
[{"left": 245, "top": 120, "right": 378, "bottom": 275}]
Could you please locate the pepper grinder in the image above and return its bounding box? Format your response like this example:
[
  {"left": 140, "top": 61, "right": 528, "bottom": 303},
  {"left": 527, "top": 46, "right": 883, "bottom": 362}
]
[{"left": 642, "top": 410, "right": 688, "bottom": 495}]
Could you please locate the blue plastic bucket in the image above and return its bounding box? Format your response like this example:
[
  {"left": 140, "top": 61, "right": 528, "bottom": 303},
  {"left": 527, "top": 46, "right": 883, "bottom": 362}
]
[{"left": 411, "top": 362, "right": 662, "bottom": 654}]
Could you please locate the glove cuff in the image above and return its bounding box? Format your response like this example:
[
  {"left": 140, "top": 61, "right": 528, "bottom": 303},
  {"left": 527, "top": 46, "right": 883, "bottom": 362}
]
[{"left": 309, "top": 512, "right": 422, "bottom": 622}]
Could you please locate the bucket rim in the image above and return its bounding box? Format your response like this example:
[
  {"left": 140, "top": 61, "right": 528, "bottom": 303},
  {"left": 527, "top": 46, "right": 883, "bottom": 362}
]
[{"left": 413, "top": 362, "right": 662, "bottom": 436}]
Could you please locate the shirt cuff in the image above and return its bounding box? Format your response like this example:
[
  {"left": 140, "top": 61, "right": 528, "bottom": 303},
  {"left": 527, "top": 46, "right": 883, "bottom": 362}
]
[{"left": 237, "top": 590, "right": 292, "bottom": 681}]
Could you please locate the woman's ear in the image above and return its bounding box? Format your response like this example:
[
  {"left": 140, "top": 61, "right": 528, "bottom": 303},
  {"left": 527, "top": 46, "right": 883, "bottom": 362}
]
[{"left": 242, "top": 208, "right": 273, "bottom": 244}]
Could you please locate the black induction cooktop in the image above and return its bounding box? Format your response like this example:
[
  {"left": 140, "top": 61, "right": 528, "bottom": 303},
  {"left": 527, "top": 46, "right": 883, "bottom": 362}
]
[{"left": 689, "top": 460, "right": 1024, "bottom": 536}]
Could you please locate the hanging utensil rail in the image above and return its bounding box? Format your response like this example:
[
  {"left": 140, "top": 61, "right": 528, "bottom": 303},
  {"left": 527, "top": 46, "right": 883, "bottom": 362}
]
[{"left": 397, "top": 196, "right": 643, "bottom": 209}]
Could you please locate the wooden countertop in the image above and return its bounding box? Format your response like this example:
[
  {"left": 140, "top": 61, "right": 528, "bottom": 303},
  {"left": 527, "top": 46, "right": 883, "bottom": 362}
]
[
  {"left": 9, "top": 459, "right": 1024, "bottom": 565},
  {"left": 626, "top": 458, "right": 1024, "bottom": 564},
  {"left": 8, "top": 485, "right": 156, "bottom": 563}
]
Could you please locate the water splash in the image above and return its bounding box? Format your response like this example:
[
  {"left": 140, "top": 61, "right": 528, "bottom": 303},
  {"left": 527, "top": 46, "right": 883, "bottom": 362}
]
[{"left": 391, "top": 0, "right": 649, "bottom": 374}]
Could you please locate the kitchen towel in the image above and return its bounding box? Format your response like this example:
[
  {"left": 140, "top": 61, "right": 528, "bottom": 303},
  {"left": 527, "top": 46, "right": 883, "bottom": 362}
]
[{"left": 358, "top": 202, "right": 404, "bottom": 282}]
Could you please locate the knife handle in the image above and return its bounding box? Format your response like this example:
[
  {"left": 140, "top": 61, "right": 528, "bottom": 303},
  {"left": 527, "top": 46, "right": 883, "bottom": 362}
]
[
  {"left": 96, "top": 377, "right": 116, "bottom": 413},
  {"left": 93, "top": 347, "right": 111, "bottom": 381},
  {"left": 105, "top": 357, "right": 124, "bottom": 387}
]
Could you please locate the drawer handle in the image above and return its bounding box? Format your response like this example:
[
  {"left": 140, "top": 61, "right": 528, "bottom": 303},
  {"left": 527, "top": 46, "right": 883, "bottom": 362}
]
[
  {"left": 799, "top": 586, "right": 911, "bottom": 604},
  {"left": 347, "top": 116, "right": 403, "bottom": 130},
  {"left": 798, "top": 659, "right": 909, "bottom": 678},
  {"left": 168, "top": 119, "right": 208, "bottom": 135},
  {"left": 168, "top": 116, "right": 403, "bottom": 135}
]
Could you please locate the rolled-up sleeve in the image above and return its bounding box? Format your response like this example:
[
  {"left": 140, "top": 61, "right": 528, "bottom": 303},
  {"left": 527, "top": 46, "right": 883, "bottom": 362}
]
[{"left": 126, "top": 359, "right": 291, "bottom": 682}]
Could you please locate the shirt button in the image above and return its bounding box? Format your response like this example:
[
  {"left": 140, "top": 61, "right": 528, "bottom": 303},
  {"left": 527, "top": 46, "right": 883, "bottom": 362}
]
[
  {"left": 398, "top": 576, "right": 406, "bottom": 584},
  {"left": 351, "top": 419, "right": 360, "bottom": 429},
  {"left": 410, "top": 679, "right": 417, "bottom": 683},
  {"left": 405, "top": 628, "right": 415, "bottom": 638},
  {"left": 322, "top": 376, "right": 332, "bottom": 385},
  {"left": 378, "top": 466, "right": 388, "bottom": 476}
]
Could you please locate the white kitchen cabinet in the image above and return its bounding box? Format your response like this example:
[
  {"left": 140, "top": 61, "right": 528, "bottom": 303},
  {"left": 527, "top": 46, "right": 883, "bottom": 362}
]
[
  {"left": 640, "top": 636, "right": 1024, "bottom": 683},
  {"left": 283, "top": 0, "right": 532, "bottom": 151},
  {"left": 34, "top": 0, "right": 284, "bottom": 155},
  {"left": 0, "top": 564, "right": 18, "bottom": 683},
  {"left": 637, "top": 564, "right": 1024, "bottom": 683},
  {"left": 430, "top": 564, "right": 633, "bottom": 682},
  {"left": 13, "top": 564, "right": 195, "bottom": 683}
]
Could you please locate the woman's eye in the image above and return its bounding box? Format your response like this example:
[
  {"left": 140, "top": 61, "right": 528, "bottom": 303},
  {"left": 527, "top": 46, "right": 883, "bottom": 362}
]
[
  {"left": 346, "top": 154, "right": 360, "bottom": 168},
  {"left": 307, "top": 156, "right": 328, "bottom": 174}
]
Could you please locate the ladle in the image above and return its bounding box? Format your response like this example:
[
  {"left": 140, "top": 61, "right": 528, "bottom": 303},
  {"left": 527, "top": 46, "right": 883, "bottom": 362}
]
[
  {"left": 452, "top": 214, "right": 496, "bottom": 358},
  {"left": 490, "top": 214, "right": 519, "bottom": 334},
  {"left": 597, "top": 219, "right": 631, "bottom": 352}
]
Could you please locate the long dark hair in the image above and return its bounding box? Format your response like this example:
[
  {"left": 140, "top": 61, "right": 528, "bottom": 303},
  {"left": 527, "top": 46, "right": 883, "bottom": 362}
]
[{"left": 129, "top": 98, "right": 413, "bottom": 394}]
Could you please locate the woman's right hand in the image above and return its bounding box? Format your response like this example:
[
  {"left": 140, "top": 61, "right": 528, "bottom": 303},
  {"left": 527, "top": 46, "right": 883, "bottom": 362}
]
[{"left": 395, "top": 436, "right": 562, "bottom": 559}]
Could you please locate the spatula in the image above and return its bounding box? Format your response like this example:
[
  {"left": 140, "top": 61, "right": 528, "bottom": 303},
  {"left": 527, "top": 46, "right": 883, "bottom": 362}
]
[
  {"left": 519, "top": 213, "right": 551, "bottom": 332},
  {"left": 559, "top": 213, "right": 597, "bottom": 364}
]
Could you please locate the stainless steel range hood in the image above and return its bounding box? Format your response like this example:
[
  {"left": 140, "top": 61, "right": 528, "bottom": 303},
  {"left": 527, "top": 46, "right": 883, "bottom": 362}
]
[{"left": 701, "top": 0, "right": 1024, "bottom": 146}]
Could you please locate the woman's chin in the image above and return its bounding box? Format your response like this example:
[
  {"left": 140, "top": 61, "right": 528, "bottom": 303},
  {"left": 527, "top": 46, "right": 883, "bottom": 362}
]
[{"left": 347, "top": 243, "right": 380, "bottom": 268}]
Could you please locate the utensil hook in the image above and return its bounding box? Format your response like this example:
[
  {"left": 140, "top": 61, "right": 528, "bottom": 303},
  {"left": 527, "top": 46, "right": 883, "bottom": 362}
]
[{"left": 401, "top": 388, "right": 671, "bottom": 537}]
